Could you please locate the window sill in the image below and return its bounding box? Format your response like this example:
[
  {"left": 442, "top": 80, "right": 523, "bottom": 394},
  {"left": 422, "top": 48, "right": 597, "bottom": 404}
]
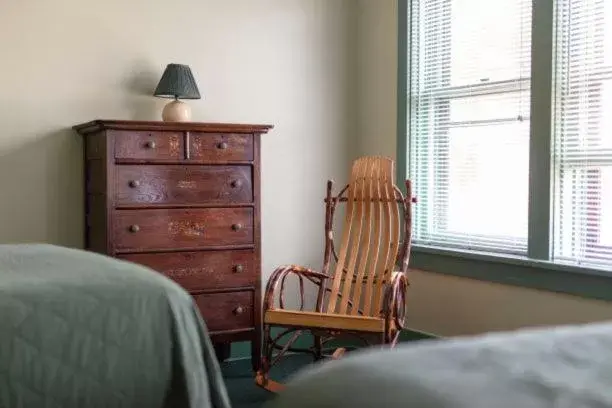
[{"left": 409, "top": 245, "right": 612, "bottom": 302}]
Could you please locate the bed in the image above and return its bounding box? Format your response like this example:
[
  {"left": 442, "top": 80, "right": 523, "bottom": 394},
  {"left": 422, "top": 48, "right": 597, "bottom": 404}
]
[
  {"left": 268, "top": 320, "right": 612, "bottom": 407},
  {"left": 0, "top": 243, "right": 230, "bottom": 408}
]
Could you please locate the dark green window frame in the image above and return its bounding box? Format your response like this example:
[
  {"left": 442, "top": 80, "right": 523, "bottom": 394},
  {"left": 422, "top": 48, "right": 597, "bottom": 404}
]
[{"left": 397, "top": 0, "right": 612, "bottom": 301}]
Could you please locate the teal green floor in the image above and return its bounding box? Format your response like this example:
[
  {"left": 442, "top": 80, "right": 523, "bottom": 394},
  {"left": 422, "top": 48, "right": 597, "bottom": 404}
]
[
  {"left": 221, "top": 330, "right": 436, "bottom": 408},
  {"left": 222, "top": 354, "right": 314, "bottom": 408}
]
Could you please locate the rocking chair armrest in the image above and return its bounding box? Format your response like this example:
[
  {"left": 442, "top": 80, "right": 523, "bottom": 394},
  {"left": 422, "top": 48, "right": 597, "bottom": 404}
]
[
  {"left": 382, "top": 271, "right": 409, "bottom": 331},
  {"left": 264, "top": 265, "right": 330, "bottom": 312},
  {"left": 267, "top": 265, "right": 329, "bottom": 285}
]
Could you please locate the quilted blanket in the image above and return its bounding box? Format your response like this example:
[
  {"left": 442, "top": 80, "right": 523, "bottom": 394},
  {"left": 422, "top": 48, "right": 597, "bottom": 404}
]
[
  {"left": 0, "top": 244, "right": 230, "bottom": 408},
  {"left": 269, "top": 321, "right": 612, "bottom": 408}
]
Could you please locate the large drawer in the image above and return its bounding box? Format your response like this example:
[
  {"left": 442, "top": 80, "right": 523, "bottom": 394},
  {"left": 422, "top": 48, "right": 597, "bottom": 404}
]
[
  {"left": 118, "top": 249, "right": 256, "bottom": 291},
  {"left": 193, "top": 290, "right": 254, "bottom": 332},
  {"left": 113, "top": 208, "right": 254, "bottom": 252},
  {"left": 188, "top": 133, "right": 253, "bottom": 162},
  {"left": 115, "top": 165, "right": 253, "bottom": 206},
  {"left": 113, "top": 130, "right": 183, "bottom": 162}
]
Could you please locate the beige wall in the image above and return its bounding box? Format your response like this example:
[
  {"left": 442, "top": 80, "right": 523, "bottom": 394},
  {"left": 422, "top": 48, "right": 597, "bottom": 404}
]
[
  {"left": 0, "top": 0, "right": 355, "bottom": 281},
  {"left": 355, "top": 0, "right": 612, "bottom": 337},
  {"left": 2, "top": 0, "right": 611, "bottom": 339},
  {"left": 354, "top": 0, "right": 398, "bottom": 160}
]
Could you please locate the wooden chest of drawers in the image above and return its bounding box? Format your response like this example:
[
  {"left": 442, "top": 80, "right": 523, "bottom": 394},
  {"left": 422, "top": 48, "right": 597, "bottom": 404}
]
[{"left": 74, "top": 119, "right": 272, "bottom": 370}]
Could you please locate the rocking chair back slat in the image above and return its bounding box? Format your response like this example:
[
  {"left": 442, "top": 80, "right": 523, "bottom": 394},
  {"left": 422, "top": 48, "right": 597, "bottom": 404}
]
[
  {"left": 338, "top": 157, "right": 373, "bottom": 315},
  {"left": 360, "top": 161, "right": 382, "bottom": 316},
  {"left": 348, "top": 158, "right": 377, "bottom": 315},
  {"left": 325, "top": 156, "right": 401, "bottom": 317},
  {"left": 325, "top": 158, "right": 361, "bottom": 313},
  {"left": 370, "top": 166, "right": 401, "bottom": 316}
]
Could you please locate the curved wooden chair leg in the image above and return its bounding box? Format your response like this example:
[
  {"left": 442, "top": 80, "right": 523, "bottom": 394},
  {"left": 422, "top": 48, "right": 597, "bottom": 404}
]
[
  {"left": 255, "top": 323, "right": 281, "bottom": 392},
  {"left": 388, "top": 328, "right": 401, "bottom": 348},
  {"left": 254, "top": 325, "right": 301, "bottom": 393},
  {"left": 255, "top": 370, "right": 285, "bottom": 393},
  {"left": 332, "top": 347, "right": 346, "bottom": 359}
]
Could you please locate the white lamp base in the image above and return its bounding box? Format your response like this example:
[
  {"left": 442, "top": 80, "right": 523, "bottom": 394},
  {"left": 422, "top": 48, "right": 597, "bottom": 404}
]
[{"left": 161, "top": 99, "right": 192, "bottom": 122}]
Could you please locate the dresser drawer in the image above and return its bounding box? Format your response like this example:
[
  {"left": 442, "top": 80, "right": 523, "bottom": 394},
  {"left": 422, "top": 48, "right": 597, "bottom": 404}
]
[
  {"left": 189, "top": 133, "right": 253, "bottom": 162},
  {"left": 114, "top": 130, "right": 183, "bottom": 161},
  {"left": 113, "top": 208, "right": 254, "bottom": 252},
  {"left": 193, "top": 290, "right": 254, "bottom": 332},
  {"left": 118, "top": 250, "right": 256, "bottom": 290},
  {"left": 115, "top": 165, "right": 253, "bottom": 206}
]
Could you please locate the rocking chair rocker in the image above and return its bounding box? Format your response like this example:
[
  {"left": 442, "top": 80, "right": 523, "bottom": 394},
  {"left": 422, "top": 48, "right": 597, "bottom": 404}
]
[{"left": 255, "top": 156, "right": 414, "bottom": 392}]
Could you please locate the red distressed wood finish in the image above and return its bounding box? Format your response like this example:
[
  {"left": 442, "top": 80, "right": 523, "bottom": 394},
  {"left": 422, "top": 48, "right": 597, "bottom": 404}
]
[
  {"left": 193, "top": 290, "right": 254, "bottom": 332},
  {"left": 118, "top": 249, "right": 256, "bottom": 291},
  {"left": 115, "top": 165, "right": 253, "bottom": 206},
  {"left": 113, "top": 130, "right": 183, "bottom": 161},
  {"left": 188, "top": 133, "right": 254, "bottom": 162},
  {"left": 113, "top": 208, "right": 254, "bottom": 252},
  {"left": 75, "top": 119, "right": 273, "bottom": 371}
]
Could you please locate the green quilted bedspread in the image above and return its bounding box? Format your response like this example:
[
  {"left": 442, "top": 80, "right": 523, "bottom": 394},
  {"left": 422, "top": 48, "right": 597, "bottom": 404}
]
[{"left": 0, "top": 244, "right": 231, "bottom": 408}]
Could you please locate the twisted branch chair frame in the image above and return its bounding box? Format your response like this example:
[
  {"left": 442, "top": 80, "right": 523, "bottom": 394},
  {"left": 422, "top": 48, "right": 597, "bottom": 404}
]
[{"left": 255, "top": 156, "right": 414, "bottom": 392}]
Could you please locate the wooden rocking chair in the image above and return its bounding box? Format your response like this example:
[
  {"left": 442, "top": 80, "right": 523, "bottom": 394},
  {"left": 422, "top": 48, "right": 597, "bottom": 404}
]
[{"left": 255, "top": 156, "right": 414, "bottom": 392}]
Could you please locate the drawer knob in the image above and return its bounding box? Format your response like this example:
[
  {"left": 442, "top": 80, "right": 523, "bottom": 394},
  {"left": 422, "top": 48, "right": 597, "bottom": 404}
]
[
  {"left": 217, "top": 141, "right": 228, "bottom": 150},
  {"left": 128, "top": 224, "right": 140, "bottom": 233},
  {"left": 231, "top": 223, "right": 242, "bottom": 231},
  {"left": 145, "top": 140, "right": 157, "bottom": 149},
  {"left": 233, "top": 264, "right": 244, "bottom": 273},
  {"left": 230, "top": 180, "right": 242, "bottom": 188},
  {"left": 128, "top": 180, "right": 140, "bottom": 188},
  {"left": 233, "top": 306, "right": 244, "bottom": 315}
]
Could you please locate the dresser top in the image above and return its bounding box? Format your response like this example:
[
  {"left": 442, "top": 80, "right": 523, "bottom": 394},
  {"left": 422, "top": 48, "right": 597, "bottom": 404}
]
[{"left": 73, "top": 119, "right": 274, "bottom": 135}]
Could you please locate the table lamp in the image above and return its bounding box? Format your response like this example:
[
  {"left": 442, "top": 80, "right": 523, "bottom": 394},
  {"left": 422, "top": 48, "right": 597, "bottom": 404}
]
[{"left": 153, "top": 63, "right": 201, "bottom": 122}]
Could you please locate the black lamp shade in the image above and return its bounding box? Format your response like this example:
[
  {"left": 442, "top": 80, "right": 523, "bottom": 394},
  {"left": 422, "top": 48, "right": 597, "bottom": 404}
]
[{"left": 154, "top": 63, "right": 201, "bottom": 100}]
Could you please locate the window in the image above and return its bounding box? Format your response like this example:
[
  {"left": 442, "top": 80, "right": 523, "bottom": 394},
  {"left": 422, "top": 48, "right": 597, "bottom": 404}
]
[
  {"left": 553, "top": 0, "right": 612, "bottom": 268},
  {"left": 404, "top": 0, "right": 612, "bottom": 272},
  {"left": 409, "top": 0, "right": 532, "bottom": 254}
]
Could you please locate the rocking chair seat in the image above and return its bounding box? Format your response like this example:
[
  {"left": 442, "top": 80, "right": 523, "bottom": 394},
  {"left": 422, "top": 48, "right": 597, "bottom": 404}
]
[{"left": 265, "top": 309, "right": 385, "bottom": 333}]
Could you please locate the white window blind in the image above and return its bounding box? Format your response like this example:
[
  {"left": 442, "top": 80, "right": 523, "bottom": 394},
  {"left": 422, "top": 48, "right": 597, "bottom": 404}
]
[
  {"left": 409, "top": 0, "right": 532, "bottom": 254},
  {"left": 553, "top": 0, "right": 612, "bottom": 268}
]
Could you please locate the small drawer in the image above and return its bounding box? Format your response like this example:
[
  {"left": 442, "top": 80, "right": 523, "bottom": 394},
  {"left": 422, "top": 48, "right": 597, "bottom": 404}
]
[
  {"left": 115, "top": 165, "right": 253, "bottom": 207},
  {"left": 113, "top": 208, "right": 254, "bottom": 252},
  {"left": 193, "top": 290, "right": 254, "bottom": 332},
  {"left": 113, "top": 130, "right": 183, "bottom": 161},
  {"left": 118, "top": 250, "right": 256, "bottom": 291},
  {"left": 188, "top": 133, "right": 253, "bottom": 162}
]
